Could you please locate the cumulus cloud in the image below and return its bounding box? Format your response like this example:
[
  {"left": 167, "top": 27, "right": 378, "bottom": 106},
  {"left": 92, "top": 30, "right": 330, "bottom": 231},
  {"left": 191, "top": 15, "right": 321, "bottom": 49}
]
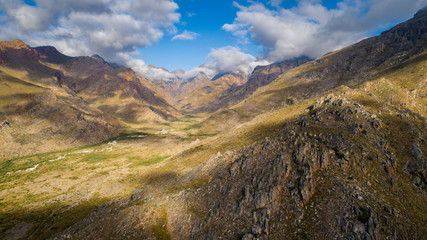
[
  {"left": 0, "top": 0, "right": 180, "bottom": 62},
  {"left": 223, "top": 0, "right": 427, "bottom": 61},
  {"left": 172, "top": 30, "right": 199, "bottom": 41},
  {"left": 206, "top": 46, "right": 269, "bottom": 75},
  {"left": 125, "top": 54, "right": 216, "bottom": 82}
]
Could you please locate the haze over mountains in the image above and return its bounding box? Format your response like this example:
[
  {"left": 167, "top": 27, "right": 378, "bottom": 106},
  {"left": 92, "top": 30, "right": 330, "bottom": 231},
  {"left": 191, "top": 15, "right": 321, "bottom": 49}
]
[{"left": 0, "top": 6, "right": 426, "bottom": 240}]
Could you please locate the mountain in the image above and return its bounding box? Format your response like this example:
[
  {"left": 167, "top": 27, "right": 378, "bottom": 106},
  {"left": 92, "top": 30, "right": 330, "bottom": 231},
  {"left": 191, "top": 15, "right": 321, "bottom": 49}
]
[
  {"left": 152, "top": 57, "right": 311, "bottom": 113},
  {"left": 152, "top": 70, "right": 211, "bottom": 104},
  {"left": 204, "top": 56, "right": 312, "bottom": 112},
  {"left": 35, "top": 46, "right": 180, "bottom": 123},
  {"left": 0, "top": 40, "right": 179, "bottom": 159}
]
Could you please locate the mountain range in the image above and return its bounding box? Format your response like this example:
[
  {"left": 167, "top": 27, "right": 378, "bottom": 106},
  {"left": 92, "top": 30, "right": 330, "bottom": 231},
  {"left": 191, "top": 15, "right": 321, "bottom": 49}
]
[{"left": 0, "top": 7, "right": 426, "bottom": 240}]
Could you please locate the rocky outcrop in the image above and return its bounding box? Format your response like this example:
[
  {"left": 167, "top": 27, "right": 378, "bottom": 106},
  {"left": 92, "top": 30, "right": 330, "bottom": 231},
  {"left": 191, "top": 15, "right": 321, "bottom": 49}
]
[{"left": 171, "top": 96, "right": 426, "bottom": 239}]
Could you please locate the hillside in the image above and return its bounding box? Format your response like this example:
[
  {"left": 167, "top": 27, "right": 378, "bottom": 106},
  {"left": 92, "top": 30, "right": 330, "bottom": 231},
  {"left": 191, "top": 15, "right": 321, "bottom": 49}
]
[
  {"left": 205, "top": 56, "right": 312, "bottom": 112},
  {"left": 0, "top": 41, "right": 120, "bottom": 159},
  {"left": 36, "top": 46, "right": 180, "bottom": 123}
]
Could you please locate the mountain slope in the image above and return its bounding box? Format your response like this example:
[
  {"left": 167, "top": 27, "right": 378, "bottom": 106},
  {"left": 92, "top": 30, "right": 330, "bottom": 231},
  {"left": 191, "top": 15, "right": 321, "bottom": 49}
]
[
  {"left": 204, "top": 56, "right": 312, "bottom": 112},
  {"left": 0, "top": 39, "right": 180, "bottom": 159},
  {"left": 36, "top": 46, "right": 180, "bottom": 122},
  {"left": 0, "top": 67, "right": 119, "bottom": 159},
  {"left": 197, "top": 9, "right": 427, "bottom": 134}
]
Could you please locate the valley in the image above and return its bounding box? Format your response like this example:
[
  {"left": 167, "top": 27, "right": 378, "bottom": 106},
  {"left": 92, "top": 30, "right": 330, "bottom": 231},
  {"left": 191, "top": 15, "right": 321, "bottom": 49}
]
[{"left": 0, "top": 6, "right": 426, "bottom": 240}]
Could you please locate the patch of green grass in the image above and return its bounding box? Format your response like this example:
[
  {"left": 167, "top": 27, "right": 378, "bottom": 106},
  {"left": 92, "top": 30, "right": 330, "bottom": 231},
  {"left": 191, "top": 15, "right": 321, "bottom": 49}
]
[
  {"left": 107, "top": 132, "right": 151, "bottom": 141},
  {"left": 130, "top": 155, "right": 170, "bottom": 167},
  {"left": 81, "top": 154, "right": 110, "bottom": 163},
  {"left": 151, "top": 208, "right": 171, "bottom": 240}
]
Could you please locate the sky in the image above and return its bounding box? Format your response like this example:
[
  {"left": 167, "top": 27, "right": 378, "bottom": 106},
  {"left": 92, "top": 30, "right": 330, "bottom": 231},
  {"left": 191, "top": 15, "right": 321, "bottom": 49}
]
[{"left": 0, "top": 0, "right": 426, "bottom": 81}]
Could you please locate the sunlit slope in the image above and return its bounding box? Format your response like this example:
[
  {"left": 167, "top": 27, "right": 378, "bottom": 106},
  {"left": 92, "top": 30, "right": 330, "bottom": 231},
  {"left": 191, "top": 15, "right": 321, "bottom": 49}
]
[
  {"left": 176, "top": 72, "right": 247, "bottom": 112},
  {"left": 0, "top": 70, "right": 119, "bottom": 160}
]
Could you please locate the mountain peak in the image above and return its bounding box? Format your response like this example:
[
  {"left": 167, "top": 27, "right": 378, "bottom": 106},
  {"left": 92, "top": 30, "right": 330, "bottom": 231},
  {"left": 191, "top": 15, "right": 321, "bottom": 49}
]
[
  {"left": 91, "top": 54, "right": 106, "bottom": 62},
  {"left": 0, "top": 39, "right": 29, "bottom": 50}
]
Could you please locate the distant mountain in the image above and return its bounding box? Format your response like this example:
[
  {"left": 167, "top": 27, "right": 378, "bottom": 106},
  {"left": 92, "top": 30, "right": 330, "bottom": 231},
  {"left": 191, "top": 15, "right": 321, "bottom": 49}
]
[
  {"left": 152, "top": 71, "right": 211, "bottom": 104},
  {"left": 175, "top": 72, "right": 248, "bottom": 113},
  {"left": 206, "top": 56, "right": 312, "bottom": 112},
  {"left": 36, "top": 46, "right": 180, "bottom": 122},
  {"left": 151, "top": 57, "right": 311, "bottom": 113}
]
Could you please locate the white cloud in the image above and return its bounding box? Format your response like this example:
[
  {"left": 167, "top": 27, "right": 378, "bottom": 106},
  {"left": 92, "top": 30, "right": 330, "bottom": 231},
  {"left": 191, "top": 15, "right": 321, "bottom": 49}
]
[
  {"left": 124, "top": 54, "right": 216, "bottom": 82},
  {"left": 223, "top": 0, "right": 427, "bottom": 61},
  {"left": 127, "top": 46, "right": 269, "bottom": 81},
  {"left": 172, "top": 30, "right": 199, "bottom": 41},
  {"left": 206, "top": 46, "right": 269, "bottom": 75},
  {"left": 0, "top": 0, "right": 180, "bottom": 62}
]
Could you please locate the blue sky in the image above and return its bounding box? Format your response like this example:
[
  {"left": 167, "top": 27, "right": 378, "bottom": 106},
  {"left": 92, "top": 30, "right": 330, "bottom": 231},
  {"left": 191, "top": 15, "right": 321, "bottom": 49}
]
[
  {"left": 1, "top": 0, "right": 426, "bottom": 79},
  {"left": 139, "top": 0, "right": 421, "bottom": 71}
]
